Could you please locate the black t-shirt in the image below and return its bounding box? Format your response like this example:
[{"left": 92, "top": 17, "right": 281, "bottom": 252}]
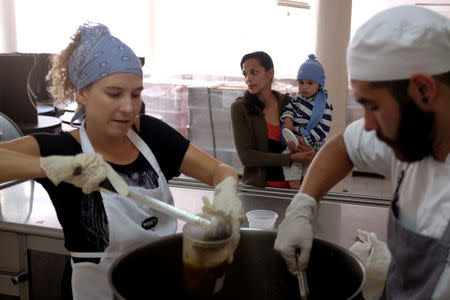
[
  {"left": 32, "top": 115, "right": 190, "bottom": 252},
  {"left": 266, "top": 138, "right": 285, "bottom": 181}
]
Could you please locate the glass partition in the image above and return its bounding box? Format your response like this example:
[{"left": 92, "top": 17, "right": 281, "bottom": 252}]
[
  {"left": 143, "top": 79, "right": 392, "bottom": 201},
  {"left": 142, "top": 79, "right": 298, "bottom": 176}
]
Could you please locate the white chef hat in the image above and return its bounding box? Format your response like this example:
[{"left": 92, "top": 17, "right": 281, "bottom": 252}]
[{"left": 347, "top": 5, "right": 450, "bottom": 81}]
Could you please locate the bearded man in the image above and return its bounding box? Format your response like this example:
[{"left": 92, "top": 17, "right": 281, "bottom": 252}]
[{"left": 274, "top": 5, "right": 450, "bottom": 300}]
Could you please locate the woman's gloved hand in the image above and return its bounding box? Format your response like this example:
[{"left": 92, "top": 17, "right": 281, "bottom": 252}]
[
  {"left": 274, "top": 192, "right": 317, "bottom": 275},
  {"left": 40, "top": 153, "right": 110, "bottom": 194},
  {"left": 201, "top": 177, "right": 244, "bottom": 263}
]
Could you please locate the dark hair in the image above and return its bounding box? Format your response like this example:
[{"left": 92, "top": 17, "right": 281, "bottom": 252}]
[
  {"left": 240, "top": 51, "right": 274, "bottom": 71},
  {"left": 368, "top": 71, "right": 450, "bottom": 100},
  {"left": 368, "top": 79, "right": 410, "bottom": 105},
  {"left": 240, "top": 51, "right": 274, "bottom": 115},
  {"left": 433, "top": 71, "right": 450, "bottom": 86}
]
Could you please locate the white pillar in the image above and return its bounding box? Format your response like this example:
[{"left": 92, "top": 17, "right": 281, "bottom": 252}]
[
  {"left": 0, "top": 0, "right": 17, "bottom": 53},
  {"left": 315, "top": 0, "right": 352, "bottom": 137}
]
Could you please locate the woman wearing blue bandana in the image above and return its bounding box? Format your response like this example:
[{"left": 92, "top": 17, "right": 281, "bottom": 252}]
[
  {"left": 281, "top": 54, "right": 333, "bottom": 189},
  {"left": 0, "top": 23, "right": 244, "bottom": 299}
]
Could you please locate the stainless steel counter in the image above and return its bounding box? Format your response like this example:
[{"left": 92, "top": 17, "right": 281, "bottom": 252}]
[
  {"left": 0, "top": 178, "right": 390, "bottom": 252},
  {"left": 170, "top": 179, "right": 390, "bottom": 249},
  {"left": 0, "top": 180, "right": 63, "bottom": 239},
  {"left": 0, "top": 178, "right": 391, "bottom": 299}
]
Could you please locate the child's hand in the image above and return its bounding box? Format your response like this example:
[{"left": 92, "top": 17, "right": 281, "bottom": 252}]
[
  {"left": 286, "top": 140, "right": 299, "bottom": 152},
  {"left": 283, "top": 118, "right": 295, "bottom": 132},
  {"left": 298, "top": 136, "right": 306, "bottom": 146},
  {"left": 287, "top": 139, "right": 312, "bottom": 154}
]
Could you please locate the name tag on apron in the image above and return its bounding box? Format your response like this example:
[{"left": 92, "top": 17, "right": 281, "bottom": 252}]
[{"left": 142, "top": 216, "right": 158, "bottom": 230}]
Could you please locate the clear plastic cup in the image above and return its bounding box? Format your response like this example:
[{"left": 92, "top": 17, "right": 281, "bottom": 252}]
[
  {"left": 181, "top": 223, "right": 232, "bottom": 296},
  {"left": 246, "top": 210, "right": 278, "bottom": 230}
]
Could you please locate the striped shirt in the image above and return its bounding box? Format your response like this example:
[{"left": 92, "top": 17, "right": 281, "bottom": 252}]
[{"left": 281, "top": 91, "right": 333, "bottom": 150}]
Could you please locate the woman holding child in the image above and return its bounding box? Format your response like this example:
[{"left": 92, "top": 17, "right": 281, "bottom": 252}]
[{"left": 230, "top": 51, "right": 315, "bottom": 188}]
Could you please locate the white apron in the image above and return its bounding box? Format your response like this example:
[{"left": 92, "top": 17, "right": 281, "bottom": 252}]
[{"left": 70, "top": 121, "right": 177, "bottom": 299}]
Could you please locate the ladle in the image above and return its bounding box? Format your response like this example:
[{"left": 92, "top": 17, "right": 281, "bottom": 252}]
[
  {"left": 296, "top": 253, "right": 310, "bottom": 299},
  {"left": 99, "top": 164, "right": 230, "bottom": 238},
  {"left": 100, "top": 187, "right": 213, "bottom": 229}
]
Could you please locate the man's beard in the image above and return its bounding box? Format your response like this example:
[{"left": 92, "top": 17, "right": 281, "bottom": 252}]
[{"left": 376, "top": 95, "right": 435, "bottom": 162}]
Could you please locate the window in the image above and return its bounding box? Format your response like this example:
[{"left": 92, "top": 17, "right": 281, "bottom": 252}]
[
  {"left": 13, "top": 0, "right": 151, "bottom": 58},
  {"left": 4, "top": 0, "right": 318, "bottom": 175},
  {"left": 10, "top": 0, "right": 316, "bottom": 79}
]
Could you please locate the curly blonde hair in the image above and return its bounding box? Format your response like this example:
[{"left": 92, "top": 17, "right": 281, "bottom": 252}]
[{"left": 45, "top": 28, "right": 82, "bottom": 106}]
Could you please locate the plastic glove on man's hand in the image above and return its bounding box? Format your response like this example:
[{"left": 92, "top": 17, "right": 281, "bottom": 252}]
[
  {"left": 201, "top": 177, "right": 244, "bottom": 263},
  {"left": 274, "top": 192, "right": 317, "bottom": 275},
  {"left": 40, "top": 153, "right": 111, "bottom": 194}
]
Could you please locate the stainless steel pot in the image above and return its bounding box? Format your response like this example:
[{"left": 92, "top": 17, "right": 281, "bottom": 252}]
[{"left": 109, "top": 229, "right": 365, "bottom": 299}]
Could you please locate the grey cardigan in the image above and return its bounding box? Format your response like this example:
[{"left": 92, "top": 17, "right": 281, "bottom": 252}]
[{"left": 230, "top": 90, "right": 292, "bottom": 188}]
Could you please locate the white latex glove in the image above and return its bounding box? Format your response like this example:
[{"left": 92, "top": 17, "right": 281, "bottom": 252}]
[
  {"left": 40, "top": 153, "right": 110, "bottom": 194},
  {"left": 213, "top": 177, "right": 244, "bottom": 221},
  {"left": 274, "top": 192, "right": 317, "bottom": 275},
  {"left": 201, "top": 177, "right": 244, "bottom": 263},
  {"left": 350, "top": 230, "right": 391, "bottom": 300}
]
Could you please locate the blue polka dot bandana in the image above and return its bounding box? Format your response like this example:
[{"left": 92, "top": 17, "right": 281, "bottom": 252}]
[{"left": 69, "top": 23, "right": 142, "bottom": 91}]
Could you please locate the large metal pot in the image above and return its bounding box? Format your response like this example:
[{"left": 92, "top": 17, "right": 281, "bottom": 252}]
[{"left": 109, "top": 229, "right": 365, "bottom": 299}]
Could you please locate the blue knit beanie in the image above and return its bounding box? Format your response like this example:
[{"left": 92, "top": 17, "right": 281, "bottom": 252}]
[
  {"left": 296, "top": 54, "right": 325, "bottom": 87},
  {"left": 296, "top": 54, "right": 327, "bottom": 138}
]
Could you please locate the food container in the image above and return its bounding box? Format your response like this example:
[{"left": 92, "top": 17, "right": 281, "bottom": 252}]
[{"left": 181, "top": 223, "right": 232, "bottom": 296}]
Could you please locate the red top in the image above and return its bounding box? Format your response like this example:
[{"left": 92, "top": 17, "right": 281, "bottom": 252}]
[{"left": 266, "top": 122, "right": 282, "bottom": 141}]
